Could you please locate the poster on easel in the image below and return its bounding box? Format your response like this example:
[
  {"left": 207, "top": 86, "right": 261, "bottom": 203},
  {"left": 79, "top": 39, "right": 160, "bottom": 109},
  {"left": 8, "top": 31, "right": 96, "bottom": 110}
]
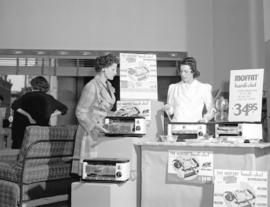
[
  {"left": 228, "top": 69, "right": 264, "bottom": 122},
  {"left": 213, "top": 169, "right": 268, "bottom": 207},
  {"left": 119, "top": 53, "right": 158, "bottom": 100},
  {"left": 167, "top": 150, "right": 213, "bottom": 184}
]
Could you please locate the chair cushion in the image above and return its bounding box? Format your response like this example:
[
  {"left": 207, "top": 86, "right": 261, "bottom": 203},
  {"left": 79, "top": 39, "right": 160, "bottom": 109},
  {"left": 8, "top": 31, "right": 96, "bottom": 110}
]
[
  {"left": 17, "top": 125, "right": 77, "bottom": 165},
  {"left": 0, "top": 162, "right": 21, "bottom": 183},
  {"left": 22, "top": 179, "right": 72, "bottom": 201},
  {"left": 0, "top": 177, "right": 71, "bottom": 206},
  {"left": 23, "top": 161, "right": 72, "bottom": 184},
  {"left": 0, "top": 150, "right": 19, "bottom": 162},
  {"left": 0, "top": 180, "right": 20, "bottom": 207}
]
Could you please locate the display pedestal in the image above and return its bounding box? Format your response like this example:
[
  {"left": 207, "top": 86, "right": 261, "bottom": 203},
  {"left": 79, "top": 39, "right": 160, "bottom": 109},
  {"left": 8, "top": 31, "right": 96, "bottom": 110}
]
[
  {"left": 72, "top": 181, "right": 136, "bottom": 207},
  {"left": 95, "top": 137, "right": 140, "bottom": 207},
  {"left": 88, "top": 100, "right": 164, "bottom": 207}
]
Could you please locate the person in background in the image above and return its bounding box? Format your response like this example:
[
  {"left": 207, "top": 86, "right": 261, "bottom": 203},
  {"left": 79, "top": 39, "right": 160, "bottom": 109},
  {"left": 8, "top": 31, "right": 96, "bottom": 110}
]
[
  {"left": 0, "top": 95, "right": 3, "bottom": 106},
  {"left": 0, "top": 95, "right": 5, "bottom": 128},
  {"left": 164, "top": 56, "right": 215, "bottom": 122},
  {"left": 0, "top": 95, "right": 9, "bottom": 126},
  {"left": 72, "top": 53, "right": 118, "bottom": 176},
  {"left": 11, "top": 76, "right": 68, "bottom": 149}
]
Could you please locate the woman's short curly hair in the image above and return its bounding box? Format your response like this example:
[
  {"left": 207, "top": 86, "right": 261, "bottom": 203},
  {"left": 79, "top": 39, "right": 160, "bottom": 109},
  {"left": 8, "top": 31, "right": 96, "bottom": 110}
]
[
  {"left": 30, "top": 76, "right": 50, "bottom": 93},
  {"left": 180, "top": 56, "right": 200, "bottom": 78},
  {"left": 95, "top": 54, "right": 119, "bottom": 72}
]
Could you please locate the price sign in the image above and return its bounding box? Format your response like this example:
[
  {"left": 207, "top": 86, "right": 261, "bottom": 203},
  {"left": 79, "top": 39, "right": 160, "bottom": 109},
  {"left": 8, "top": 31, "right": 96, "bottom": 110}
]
[
  {"left": 228, "top": 69, "right": 264, "bottom": 122},
  {"left": 232, "top": 103, "right": 258, "bottom": 116}
]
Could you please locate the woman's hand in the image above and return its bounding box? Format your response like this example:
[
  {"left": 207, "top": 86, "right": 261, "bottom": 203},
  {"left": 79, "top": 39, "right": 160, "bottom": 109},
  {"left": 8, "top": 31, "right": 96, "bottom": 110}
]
[
  {"left": 17, "top": 108, "right": 37, "bottom": 124},
  {"left": 164, "top": 104, "right": 172, "bottom": 113},
  {"left": 28, "top": 116, "right": 37, "bottom": 124},
  {"left": 164, "top": 104, "right": 173, "bottom": 122},
  {"left": 95, "top": 123, "right": 109, "bottom": 133},
  {"left": 51, "top": 110, "right": 62, "bottom": 117},
  {"left": 198, "top": 117, "right": 208, "bottom": 123},
  {"left": 107, "top": 110, "right": 116, "bottom": 116}
]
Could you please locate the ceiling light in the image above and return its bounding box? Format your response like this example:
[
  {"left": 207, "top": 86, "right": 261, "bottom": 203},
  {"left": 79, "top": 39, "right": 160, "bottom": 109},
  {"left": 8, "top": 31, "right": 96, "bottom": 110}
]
[
  {"left": 82, "top": 51, "right": 91, "bottom": 56},
  {"left": 58, "top": 51, "right": 68, "bottom": 55},
  {"left": 14, "top": 51, "right": 22, "bottom": 54},
  {"left": 36, "top": 51, "right": 45, "bottom": 55}
]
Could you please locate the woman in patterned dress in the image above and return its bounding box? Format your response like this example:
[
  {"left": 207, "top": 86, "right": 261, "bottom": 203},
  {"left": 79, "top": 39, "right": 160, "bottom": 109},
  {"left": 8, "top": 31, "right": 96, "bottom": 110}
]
[{"left": 72, "top": 54, "right": 119, "bottom": 176}]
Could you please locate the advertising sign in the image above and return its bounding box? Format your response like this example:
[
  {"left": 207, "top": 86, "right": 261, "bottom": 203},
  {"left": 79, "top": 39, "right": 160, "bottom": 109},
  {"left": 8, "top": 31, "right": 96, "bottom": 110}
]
[
  {"left": 119, "top": 53, "right": 158, "bottom": 100},
  {"left": 214, "top": 169, "right": 268, "bottom": 207},
  {"left": 116, "top": 100, "right": 151, "bottom": 120},
  {"left": 228, "top": 69, "right": 264, "bottom": 122},
  {"left": 167, "top": 150, "right": 213, "bottom": 184}
]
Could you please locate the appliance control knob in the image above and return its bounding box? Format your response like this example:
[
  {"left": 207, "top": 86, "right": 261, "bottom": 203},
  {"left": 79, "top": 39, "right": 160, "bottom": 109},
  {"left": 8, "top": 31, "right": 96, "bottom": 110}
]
[
  {"left": 198, "top": 131, "right": 204, "bottom": 136},
  {"left": 116, "top": 171, "right": 122, "bottom": 177}
]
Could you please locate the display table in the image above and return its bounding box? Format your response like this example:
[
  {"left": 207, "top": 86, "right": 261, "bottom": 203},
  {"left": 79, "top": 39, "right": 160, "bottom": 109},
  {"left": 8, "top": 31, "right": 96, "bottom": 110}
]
[{"left": 137, "top": 141, "right": 270, "bottom": 207}]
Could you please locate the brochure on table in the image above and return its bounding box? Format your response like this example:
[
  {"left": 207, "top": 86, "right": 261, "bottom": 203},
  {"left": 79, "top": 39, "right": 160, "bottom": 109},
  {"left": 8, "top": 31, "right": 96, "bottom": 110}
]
[
  {"left": 228, "top": 69, "right": 264, "bottom": 122},
  {"left": 119, "top": 53, "right": 158, "bottom": 100}
]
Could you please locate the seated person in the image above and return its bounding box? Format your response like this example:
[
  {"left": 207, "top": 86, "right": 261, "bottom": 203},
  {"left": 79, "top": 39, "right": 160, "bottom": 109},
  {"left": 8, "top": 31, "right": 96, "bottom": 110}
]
[{"left": 11, "top": 76, "right": 68, "bottom": 149}]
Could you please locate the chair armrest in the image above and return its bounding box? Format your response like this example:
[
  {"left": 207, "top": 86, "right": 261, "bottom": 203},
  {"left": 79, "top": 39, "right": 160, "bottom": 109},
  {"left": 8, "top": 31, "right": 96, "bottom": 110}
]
[{"left": 0, "top": 149, "right": 20, "bottom": 162}]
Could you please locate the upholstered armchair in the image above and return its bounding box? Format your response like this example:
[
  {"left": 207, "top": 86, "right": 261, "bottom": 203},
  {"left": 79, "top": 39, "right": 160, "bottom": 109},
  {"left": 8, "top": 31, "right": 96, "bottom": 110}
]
[{"left": 0, "top": 125, "right": 77, "bottom": 207}]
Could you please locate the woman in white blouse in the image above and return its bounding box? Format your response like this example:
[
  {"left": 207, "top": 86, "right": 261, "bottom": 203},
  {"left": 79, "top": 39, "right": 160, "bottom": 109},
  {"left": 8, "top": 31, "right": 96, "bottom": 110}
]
[{"left": 164, "top": 57, "right": 215, "bottom": 122}]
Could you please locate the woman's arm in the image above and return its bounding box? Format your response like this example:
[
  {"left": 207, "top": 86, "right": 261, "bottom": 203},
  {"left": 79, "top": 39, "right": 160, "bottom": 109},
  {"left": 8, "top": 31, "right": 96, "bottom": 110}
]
[
  {"left": 50, "top": 110, "right": 62, "bottom": 117},
  {"left": 165, "top": 84, "right": 175, "bottom": 115},
  {"left": 17, "top": 108, "right": 36, "bottom": 124},
  {"left": 201, "top": 84, "right": 215, "bottom": 122},
  {"left": 51, "top": 98, "right": 68, "bottom": 115},
  {"left": 12, "top": 95, "right": 36, "bottom": 124},
  {"left": 76, "top": 82, "right": 104, "bottom": 135},
  {"left": 11, "top": 97, "right": 22, "bottom": 111}
]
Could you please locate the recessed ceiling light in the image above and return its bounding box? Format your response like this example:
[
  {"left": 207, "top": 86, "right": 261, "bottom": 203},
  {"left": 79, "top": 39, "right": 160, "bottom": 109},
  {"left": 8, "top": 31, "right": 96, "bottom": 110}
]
[
  {"left": 14, "top": 51, "right": 22, "bottom": 54},
  {"left": 36, "top": 51, "right": 45, "bottom": 55},
  {"left": 58, "top": 51, "right": 68, "bottom": 55},
  {"left": 82, "top": 51, "right": 91, "bottom": 56}
]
